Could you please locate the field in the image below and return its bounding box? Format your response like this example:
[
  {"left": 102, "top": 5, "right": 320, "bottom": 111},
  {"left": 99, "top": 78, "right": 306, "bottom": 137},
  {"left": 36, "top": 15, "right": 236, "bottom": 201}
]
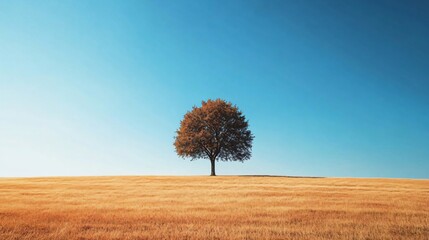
[{"left": 0, "top": 176, "right": 428, "bottom": 240}]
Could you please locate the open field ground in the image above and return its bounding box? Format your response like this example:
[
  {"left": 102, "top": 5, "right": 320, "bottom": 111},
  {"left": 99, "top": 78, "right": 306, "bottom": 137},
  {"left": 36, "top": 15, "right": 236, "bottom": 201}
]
[{"left": 0, "top": 176, "right": 428, "bottom": 239}]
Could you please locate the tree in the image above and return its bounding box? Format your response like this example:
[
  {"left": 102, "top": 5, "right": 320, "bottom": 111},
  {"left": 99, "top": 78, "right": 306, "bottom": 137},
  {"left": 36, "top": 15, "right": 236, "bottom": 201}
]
[{"left": 174, "top": 99, "right": 254, "bottom": 176}]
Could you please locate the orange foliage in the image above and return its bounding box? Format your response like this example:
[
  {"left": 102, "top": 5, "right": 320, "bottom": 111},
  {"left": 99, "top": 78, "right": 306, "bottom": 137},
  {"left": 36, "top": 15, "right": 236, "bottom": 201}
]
[{"left": 174, "top": 99, "right": 253, "bottom": 175}]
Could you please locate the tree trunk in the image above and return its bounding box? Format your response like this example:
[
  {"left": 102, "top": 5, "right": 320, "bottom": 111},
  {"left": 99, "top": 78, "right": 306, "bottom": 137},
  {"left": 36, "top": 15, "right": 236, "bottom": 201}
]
[{"left": 210, "top": 158, "right": 216, "bottom": 176}]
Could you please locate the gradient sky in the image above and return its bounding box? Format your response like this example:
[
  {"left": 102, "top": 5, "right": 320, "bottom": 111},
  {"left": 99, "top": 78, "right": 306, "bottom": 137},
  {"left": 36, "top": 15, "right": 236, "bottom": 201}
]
[{"left": 1, "top": 0, "right": 428, "bottom": 178}]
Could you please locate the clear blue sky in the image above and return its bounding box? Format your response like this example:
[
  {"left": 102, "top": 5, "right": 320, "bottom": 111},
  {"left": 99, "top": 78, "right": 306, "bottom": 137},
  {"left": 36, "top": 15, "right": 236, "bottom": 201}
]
[{"left": 1, "top": 0, "right": 428, "bottom": 178}]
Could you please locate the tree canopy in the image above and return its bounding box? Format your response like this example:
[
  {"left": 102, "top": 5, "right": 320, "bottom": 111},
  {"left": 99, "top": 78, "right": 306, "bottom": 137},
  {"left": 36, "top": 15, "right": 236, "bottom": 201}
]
[{"left": 174, "top": 99, "right": 253, "bottom": 176}]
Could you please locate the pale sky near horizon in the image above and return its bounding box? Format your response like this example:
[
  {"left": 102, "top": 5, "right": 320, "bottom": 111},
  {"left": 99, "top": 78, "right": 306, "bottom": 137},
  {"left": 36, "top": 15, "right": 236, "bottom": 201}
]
[{"left": 1, "top": 0, "right": 428, "bottom": 178}]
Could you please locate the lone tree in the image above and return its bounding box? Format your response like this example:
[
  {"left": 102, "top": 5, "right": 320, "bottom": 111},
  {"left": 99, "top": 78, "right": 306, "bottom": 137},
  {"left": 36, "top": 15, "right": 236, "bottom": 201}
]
[{"left": 174, "top": 99, "right": 254, "bottom": 176}]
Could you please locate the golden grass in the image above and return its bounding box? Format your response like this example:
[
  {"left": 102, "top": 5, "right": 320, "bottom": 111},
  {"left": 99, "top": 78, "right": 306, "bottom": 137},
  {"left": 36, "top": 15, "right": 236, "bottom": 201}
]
[{"left": 0, "top": 176, "right": 428, "bottom": 239}]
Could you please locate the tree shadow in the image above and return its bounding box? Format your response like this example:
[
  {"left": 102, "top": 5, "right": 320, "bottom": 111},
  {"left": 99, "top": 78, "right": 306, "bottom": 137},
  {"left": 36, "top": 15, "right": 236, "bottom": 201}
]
[{"left": 237, "top": 175, "right": 325, "bottom": 178}]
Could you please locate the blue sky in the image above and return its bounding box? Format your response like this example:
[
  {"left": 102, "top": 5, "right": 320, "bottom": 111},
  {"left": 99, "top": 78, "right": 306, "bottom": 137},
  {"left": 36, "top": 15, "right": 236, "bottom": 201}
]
[{"left": 1, "top": 0, "right": 428, "bottom": 178}]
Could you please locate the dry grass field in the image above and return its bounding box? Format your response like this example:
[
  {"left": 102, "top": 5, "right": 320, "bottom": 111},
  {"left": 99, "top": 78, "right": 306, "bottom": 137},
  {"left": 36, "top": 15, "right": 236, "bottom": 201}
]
[{"left": 0, "top": 176, "right": 428, "bottom": 240}]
